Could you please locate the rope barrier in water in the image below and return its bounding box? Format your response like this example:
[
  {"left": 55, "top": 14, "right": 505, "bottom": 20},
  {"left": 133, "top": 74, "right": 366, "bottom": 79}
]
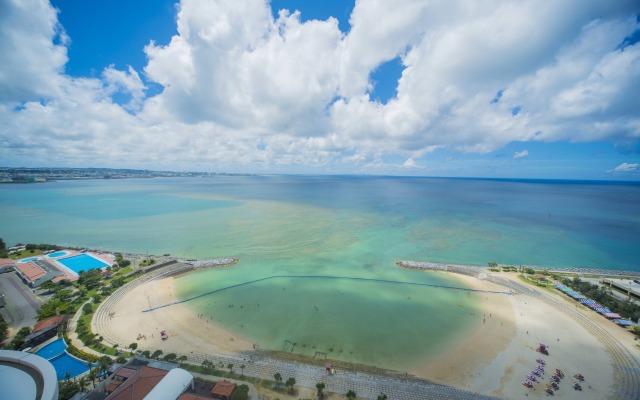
[{"left": 142, "top": 274, "right": 512, "bottom": 313}]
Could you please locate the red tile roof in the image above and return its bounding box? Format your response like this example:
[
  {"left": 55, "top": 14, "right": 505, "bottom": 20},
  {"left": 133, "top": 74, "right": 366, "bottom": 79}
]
[
  {"left": 115, "top": 367, "right": 137, "bottom": 379},
  {"left": 107, "top": 381, "right": 122, "bottom": 393},
  {"left": 177, "top": 394, "right": 212, "bottom": 400},
  {"left": 106, "top": 366, "right": 168, "bottom": 400},
  {"left": 0, "top": 258, "right": 15, "bottom": 268},
  {"left": 16, "top": 262, "right": 46, "bottom": 281},
  {"left": 211, "top": 380, "right": 236, "bottom": 398},
  {"left": 32, "top": 315, "right": 65, "bottom": 333}
]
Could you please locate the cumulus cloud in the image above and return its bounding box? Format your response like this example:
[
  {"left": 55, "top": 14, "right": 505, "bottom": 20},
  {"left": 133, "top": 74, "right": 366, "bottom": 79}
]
[
  {"left": 1, "top": 0, "right": 639, "bottom": 173},
  {"left": 513, "top": 150, "right": 529, "bottom": 159},
  {"left": 608, "top": 163, "right": 639, "bottom": 173}
]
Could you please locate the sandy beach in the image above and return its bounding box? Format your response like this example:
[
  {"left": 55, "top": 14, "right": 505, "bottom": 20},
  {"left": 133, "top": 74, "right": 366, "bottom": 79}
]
[
  {"left": 106, "top": 277, "right": 253, "bottom": 356},
  {"left": 101, "top": 269, "right": 631, "bottom": 399}
]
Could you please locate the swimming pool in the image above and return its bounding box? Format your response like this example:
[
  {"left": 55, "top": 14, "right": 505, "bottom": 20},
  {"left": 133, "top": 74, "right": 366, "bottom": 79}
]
[
  {"left": 47, "top": 251, "right": 69, "bottom": 258},
  {"left": 35, "top": 338, "right": 91, "bottom": 380},
  {"left": 56, "top": 254, "right": 109, "bottom": 273},
  {"left": 35, "top": 337, "right": 67, "bottom": 359},
  {"left": 50, "top": 352, "right": 91, "bottom": 380},
  {"left": 19, "top": 257, "right": 39, "bottom": 263}
]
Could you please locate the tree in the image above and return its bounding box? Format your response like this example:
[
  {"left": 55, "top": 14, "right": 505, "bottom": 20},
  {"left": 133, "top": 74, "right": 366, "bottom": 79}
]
[
  {"left": 316, "top": 382, "right": 325, "bottom": 399},
  {"left": 98, "top": 356, "right": 111, "bottom": 372},
  {"left": 202, "top": 359, "right": 214, "bottom": 373},
  {"left": 177, "top": 355, "right": 188, "bottom": 364},
  {"left": 240, "top": 364, "right": 245, "bottom": 377},
  {"left": 0, "top": 237, "right": 5, "bottom": 250},
  {"left": 82, "top": 303, "right": 93, "bottom": 314},
  {"left": 346, "top": 390, "right": 356, "bottom": 399},
  {"left": 377, "top": 395, "right": 388, "bottom": 400},
  {"left": 0, "top": 319, "right": 8, "bottom": 344},
  {"left": 87, "top": 367, "right": 98, "bottom": 385},
  {"left": 274, "top": 372, "right": 283, "bottom": 388},
  {"left": 128, "top": 342, "right": 138, "bottom": 351},
  {"left": 163, "top": 353, "right": 177, "bottom": 362},
  {"left": 58, "top": 380, "right": 80, "bottom": 400},
  {"left": 78, "top": 269, "right": 103, "bottom": 290},
  {"left": 631, "top": 324, "right": 640, "bottom": 336},
  {"left": 78, "top": 376, "right": 88, "bottom": 392},
  {"left": 151, "top": 349, "right": 163, "bottom": 359},
  {"left": 231, "top": 384, "right": 250, "bottom": 400},
  {"left": 39, "top": 281, "right": 57, "bottom": 294},
  {"left": 227, "top": 363, "right": 234, "bottom": 374},
  {"left": 285, "top": 377, "right": 296, "bottom": 394}
]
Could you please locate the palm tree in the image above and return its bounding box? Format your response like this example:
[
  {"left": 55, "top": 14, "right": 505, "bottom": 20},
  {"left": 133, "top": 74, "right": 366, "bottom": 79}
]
[
  {"left": 285, "top": 377, "right": 296, "bottom": 394},
  {"left": 346, "top": 389, "right": 356, "bottom": 399},
  {"left": 274, "top": 372, "right": 283, "bottom": 388},
  {"left": 78, "top": 376, "right": 88, "bottom": 392},
  {"left": 240, "top": 364, "right": 245, "bottom": 377},
  {"left": 316, "top": 382, "right": 325, "bottom": 399},
  {"left": 377, "top": 395, "right": 387, "bottom": 400},
  {"left": 227, "top": 363, "right": 234, "bottom": 374}
]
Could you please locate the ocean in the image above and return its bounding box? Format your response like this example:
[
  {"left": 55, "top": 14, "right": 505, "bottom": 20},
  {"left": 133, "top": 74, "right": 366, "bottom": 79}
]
[{"left": 1, "top": 175, "right": 638, "bottom": 368}]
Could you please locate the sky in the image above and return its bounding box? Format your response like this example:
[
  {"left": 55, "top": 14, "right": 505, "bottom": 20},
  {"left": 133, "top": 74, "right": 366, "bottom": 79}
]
[{"left": 1, "top": 0, "right": 639, "bottom": 180}]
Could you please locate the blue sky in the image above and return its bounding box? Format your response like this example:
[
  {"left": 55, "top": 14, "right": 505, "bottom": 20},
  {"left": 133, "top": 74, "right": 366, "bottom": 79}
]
[{"left": 1, "top": 0, "right": 639, "bottom": 180}]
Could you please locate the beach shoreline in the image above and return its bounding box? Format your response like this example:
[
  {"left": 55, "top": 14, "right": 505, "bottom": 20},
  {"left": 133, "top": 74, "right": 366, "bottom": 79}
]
[{"left": 94, "top": 262, "right": 639, "bottom": 399}]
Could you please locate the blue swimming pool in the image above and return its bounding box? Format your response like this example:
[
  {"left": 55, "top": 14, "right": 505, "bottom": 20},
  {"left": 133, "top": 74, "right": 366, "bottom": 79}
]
[
  {"left": 35, "top": 338, "right": 91, "bottom": 380},
  {"left": 56, "top": 254, "right": 108, "bottom": 273},
  {"left": 47, "top": 251, "right": 69, "bottom": 258},
  {"left": 50, "top": 352, "right": 91, "bottom": 380},
  {"left": 35, "top": 338, "right": 67, "bottom": 359},
  {"left": 19, "top": 257, "right": 39, "bottom": 263}
]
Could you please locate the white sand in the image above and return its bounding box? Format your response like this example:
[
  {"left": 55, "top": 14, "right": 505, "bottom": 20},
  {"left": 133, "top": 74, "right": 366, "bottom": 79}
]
[
  {"left": 104, "top": 271, "right": 629, "bottom": 399},
  {"left": 107, "top": 277, "right": 253, "bottom": 356}
]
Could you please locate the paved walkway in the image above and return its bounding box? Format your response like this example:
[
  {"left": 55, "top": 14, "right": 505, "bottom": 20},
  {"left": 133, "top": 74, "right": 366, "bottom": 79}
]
[{"left": 67, "top": 298, "right": 111, "bottom": 358}]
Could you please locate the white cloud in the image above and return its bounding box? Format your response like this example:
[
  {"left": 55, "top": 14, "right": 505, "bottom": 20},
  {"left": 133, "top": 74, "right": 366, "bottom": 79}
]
[
  {"left": 403, "top": 158, "right": 423, "bottom": 168},
  {"left": 608, "top": 163, "right": 639, "bottom": 173},
  {"left": 513, "top": 150, "right": 529, "bottom": 159},
  {"left": 1, "top": 0, "right": 639, "bottom": 174}
]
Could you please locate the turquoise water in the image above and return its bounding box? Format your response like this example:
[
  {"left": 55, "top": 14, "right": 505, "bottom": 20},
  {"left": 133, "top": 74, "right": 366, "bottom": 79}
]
[
  {"left": 57, "top": 254, "right": 108, "bottom": 273},
  {"left": 2, "top": 176, "right": 639, "bottom": 369},
  {"left": 35, "top": 338, "right": 91, "bottom": 380},
  {"left": 47, "top": 251, "right": 69, "bottom": 258},
  {"left": 19, "top": 257, "right": 39, "bottom": 263}
]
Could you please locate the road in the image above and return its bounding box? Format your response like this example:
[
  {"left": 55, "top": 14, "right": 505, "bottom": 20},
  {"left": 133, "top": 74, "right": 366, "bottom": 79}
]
[{"left": 0, "top": 272, "right": 41, "bottom": 332}]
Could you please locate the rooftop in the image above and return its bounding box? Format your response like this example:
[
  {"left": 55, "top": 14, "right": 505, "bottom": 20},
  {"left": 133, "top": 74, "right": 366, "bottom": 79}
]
[
  {"left": 32, "top": 315, "right": 65, "bottom": 333},
  {"left": 106, "top": 366, "right": 168, "bottom": 400},
  {"left": 15, "top": 262, "right": 46, "bottom": 281},
  {"left": 211, "top": 380, "right": 236, "bottom": 398}
]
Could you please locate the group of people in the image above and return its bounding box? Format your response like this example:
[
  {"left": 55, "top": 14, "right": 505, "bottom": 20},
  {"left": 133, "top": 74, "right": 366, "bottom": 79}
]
[{"left": 522, "top": 357, "right": 585, "bottom": 395}]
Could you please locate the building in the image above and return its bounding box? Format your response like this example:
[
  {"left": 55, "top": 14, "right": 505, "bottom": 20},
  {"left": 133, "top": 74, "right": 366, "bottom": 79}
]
[
  {"left": 0, "top": 258, "right": 15, "bottom": 272},
  {"left": 23, "top": 315, "right": 66, "bottom": 347},
  {"left": 85, "top": 356, "right": 246, "bottom": 400},
  {"left": 0, "top": 350, "right": 58, "bottom": 400},
  {"left": 210, "top": 380, "right": 236, "bottom": 400},
  {"left": 14, "top": 260, "right": 63, "bottom": 288}
]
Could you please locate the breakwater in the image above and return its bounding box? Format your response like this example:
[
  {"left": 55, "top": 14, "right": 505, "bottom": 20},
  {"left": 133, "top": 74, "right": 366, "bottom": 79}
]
[
  {"left": 142, "top": 273, "right": 512, "bottom": 313},
  {"left": 397, "top": 261, "right": 640, "bottom": 278}
]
